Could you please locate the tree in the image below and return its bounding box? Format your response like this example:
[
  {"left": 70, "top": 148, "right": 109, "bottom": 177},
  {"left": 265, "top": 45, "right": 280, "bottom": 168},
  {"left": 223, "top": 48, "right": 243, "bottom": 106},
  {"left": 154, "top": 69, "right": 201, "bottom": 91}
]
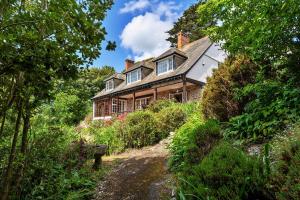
[
  {"left": 198, "top": 0, "right": 300, "bottom": 140},
  {"left": 50, "top": 66, "right": 115, "bottom": 125},
  {"left": 197, "top": 0, "right": 300, "bottom": 64},
  {"left": 0, "top": 1, "right": 113, "bottom": 199},
  {"left": 202, "top": 55, "right": 257, "bottom": 121},
  {"left": 54, "top": 66, "right": 115, "bottom": 100},
  {"left": 166, "top": 0, "right": 212, "bottom": 47}
]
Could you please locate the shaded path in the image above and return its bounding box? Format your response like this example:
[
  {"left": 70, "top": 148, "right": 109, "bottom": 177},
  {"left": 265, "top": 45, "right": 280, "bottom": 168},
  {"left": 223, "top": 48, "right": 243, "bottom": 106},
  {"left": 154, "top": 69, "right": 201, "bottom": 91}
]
[{"left": 93, "top": 136, "right": 175, "bottom": 200}]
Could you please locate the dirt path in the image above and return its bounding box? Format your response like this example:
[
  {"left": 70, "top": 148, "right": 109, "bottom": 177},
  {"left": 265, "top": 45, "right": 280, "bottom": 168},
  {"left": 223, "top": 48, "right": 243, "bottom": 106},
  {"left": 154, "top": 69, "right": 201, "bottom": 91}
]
[{"left": 93, "top": 135, "right": 175, "bottom": 200}]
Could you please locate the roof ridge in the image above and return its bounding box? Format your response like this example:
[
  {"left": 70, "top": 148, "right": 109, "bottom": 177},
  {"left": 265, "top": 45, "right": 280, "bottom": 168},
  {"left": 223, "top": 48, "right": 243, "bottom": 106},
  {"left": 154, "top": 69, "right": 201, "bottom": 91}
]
[{"left": 181, "top": 36, "right": 209, "bottom": 51}]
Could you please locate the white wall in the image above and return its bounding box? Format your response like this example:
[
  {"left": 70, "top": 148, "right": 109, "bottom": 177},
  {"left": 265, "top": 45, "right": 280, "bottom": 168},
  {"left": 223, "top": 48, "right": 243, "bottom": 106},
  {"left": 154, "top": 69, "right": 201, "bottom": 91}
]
[
  {"left": 186, "top": 43, "right": 227, "bottom": 83},
  {"left": 205, "top": 43, "right": 227, "bottom": 63}
]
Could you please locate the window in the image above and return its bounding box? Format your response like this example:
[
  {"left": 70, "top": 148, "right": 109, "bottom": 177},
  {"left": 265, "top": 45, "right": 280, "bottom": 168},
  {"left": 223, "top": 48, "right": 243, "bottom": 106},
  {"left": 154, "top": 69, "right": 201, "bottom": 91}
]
[
  {"left": 94, "top": 100, "right": 110, "bottom": 117},
  {"left": 135, "top": 97, "right": 150, "bottom": 110},
  {"left": 157, "top": 57, "right": 173, "bottom": 75},
  {"left": 112, "top": 99, "right": 118, "bottom": 113},
  {"left": 118, "top": 100, "right": 126, "bottom": 113},
  {"left": 94, "top": 101, "right": 102, "bottom": 117},
  {"left": 106, "top": 80, "right": 114, "bottom": 91},
  {"left": 127, "top": 69, "right": 141, "bottom": 84},
  {"left": 112, "top": 99, "right": 127, "bottom": 113}
]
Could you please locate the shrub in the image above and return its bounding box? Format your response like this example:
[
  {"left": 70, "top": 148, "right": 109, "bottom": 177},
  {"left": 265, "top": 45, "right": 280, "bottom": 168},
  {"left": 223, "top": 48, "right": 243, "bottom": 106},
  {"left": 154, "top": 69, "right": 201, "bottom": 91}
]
[
  {"left": 121, "top": 110, "right": 159, "bottom": 148},
  {"left": 201, "top": 55, "right": 257, "bottom": 122},
  {"left": 268, "top": 123, "right": 300, "bottom": 200},
  {"left": 169, "top": 117, "right": 220, "bottom": 172},
  {"left": 147, "top": 99, "right": 175, "bottom": 113},
  {"left": 181, "top": 102, "right": 202, "bottom": 117},
  {"left": 94, "top": 121, "right": 125, "bottom": 154},
  {"left": 53, "top": 92, "right": 89, "bottom": 125},
  {"left": 225, "top": 81, "right": 300, "bottom": 141},
  {"left": 156, "top": 105, "right": 187, "bottom": 138},
  {"left": 179, "top": 142, "right": 268, "bottom": 200}
]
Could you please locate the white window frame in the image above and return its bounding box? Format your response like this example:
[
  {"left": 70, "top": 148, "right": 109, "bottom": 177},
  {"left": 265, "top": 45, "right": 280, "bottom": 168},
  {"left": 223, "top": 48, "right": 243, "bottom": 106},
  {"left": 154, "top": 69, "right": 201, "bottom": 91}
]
[
  {"left": 118, "top": 99, "right": 127, "bottom": 113},
  {"left": 126, "top": 68, "right": 141, "bottom": 84},
  {"left": 106, "top": 79, "right": 114, "bottom": 91},
  {"left": 135, "top": 97, "right": 150, "bottom": 110},
  {"left": 112, "top": 99, "right": 127, "bottom": 113},
  {"left": 157, "top": 57, "right": 174, "bottom": 75}
]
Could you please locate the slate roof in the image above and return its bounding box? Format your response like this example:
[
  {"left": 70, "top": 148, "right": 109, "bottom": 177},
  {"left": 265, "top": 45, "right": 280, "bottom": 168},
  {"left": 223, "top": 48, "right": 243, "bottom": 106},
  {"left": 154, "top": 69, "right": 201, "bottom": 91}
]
[
  {"left": 103, "top": 73, "right": 125, "bottom": 81},
  {"left": 93, "top": 36, "right": 212, "bottom": 99},
  {"left": 124, "top": 58, "right": 155, "bottom": 73},
  {"left": 152, "top": 48, "right": 187, "bottom": 62}
]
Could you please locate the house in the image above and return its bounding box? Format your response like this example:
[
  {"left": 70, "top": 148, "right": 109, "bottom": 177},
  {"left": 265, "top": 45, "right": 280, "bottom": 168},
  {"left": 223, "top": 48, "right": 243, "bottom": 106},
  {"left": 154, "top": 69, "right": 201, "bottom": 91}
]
[{"left": 92, "top": 33, "right": 227, "bottom": 120}]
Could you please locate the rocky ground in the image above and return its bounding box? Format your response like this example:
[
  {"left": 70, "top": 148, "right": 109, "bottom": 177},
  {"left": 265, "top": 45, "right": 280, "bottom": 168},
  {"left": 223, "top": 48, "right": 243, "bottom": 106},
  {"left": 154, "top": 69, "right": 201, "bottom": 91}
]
[{"left": 93, "top": 135, "right": 176, "bottom": 200}]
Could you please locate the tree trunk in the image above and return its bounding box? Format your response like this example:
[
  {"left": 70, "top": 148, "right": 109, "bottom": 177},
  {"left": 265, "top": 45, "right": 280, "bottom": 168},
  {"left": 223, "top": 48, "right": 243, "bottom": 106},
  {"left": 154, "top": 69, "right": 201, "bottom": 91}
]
[
  {"left": 0, "top": 80, "right": 16, "bottom": 138},
  {"left": 0, "top": 99, "right": 23, "bottom": 200},
  {"left": 20, "top": 99, "right": 30, "bottom": 154},
  {"left": 0, "top": 113, "right": 6, "bottom": 138},
  {"left": 15, "top": 99, "right": 31, "bottom": 198}
]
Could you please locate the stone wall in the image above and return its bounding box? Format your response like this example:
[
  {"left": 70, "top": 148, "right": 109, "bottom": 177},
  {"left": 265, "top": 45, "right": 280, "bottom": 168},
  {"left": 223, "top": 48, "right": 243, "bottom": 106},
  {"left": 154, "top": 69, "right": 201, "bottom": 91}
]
[
  {"left": 157, "top": 91, "right": 170, "bottom": 100},
  {"left": 187, "top": 85, "right": 202, "bottom": 102}
]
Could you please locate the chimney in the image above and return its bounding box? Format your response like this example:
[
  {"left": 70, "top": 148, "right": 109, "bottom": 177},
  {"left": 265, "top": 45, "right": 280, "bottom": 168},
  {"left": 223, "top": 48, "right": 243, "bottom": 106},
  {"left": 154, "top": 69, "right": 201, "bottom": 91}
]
[
  {"left": 125, "top": 59, "right": 134, "bottom": 71},
  {"left": 177, "top": 31, "right": 190, "bottom": 49}
]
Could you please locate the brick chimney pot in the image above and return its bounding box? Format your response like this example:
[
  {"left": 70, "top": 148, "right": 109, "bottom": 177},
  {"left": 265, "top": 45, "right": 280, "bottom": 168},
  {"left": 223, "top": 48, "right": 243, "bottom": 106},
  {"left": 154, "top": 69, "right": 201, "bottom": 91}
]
[{"left": 125, "top": 59, "right": 134, "bottom": 71}]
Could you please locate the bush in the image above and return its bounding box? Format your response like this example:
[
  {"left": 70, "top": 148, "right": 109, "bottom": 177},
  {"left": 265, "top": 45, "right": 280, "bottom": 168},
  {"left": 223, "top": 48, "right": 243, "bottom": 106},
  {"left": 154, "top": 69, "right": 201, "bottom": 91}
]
[
  {"left": 268, "top": 124, "right": 300, "bottom": 200},
  {"left": 156, "top": 105, "right": 187, "bottom": 138},
  {"left": 181, "top": 102, "right": 202, "bottom": 117},
  {"left": 169, "top": 117, "right": 220, "bottom": 172},
  {"left": 94, "top": 121, "right": 125, "bottom": 154},
  {"left": 147, "top": 99, "right": 175, "bottom": 113},
  {"left": 178, "top": 142, "right": 268, "bottom": 200},
  {"left": 201, "top": 55, "right": 257, "bottom": 122},
  {"left": 225, "top": 81, "right": 300, "bottom": 141},
  {"left": 121, "top": 110, "right": 159, "bottom": 148},
  {"left": 53, "top": 92, "right": 89, "bottom": 125},
  {"left": 16, "top": 116, "right": 109, "bottom": 200}
]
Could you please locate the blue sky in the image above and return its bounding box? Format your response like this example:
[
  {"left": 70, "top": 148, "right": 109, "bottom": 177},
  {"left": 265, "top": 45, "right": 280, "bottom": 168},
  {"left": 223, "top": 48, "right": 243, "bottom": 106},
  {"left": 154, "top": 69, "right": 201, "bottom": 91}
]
[{"left": 92, "top": 0, "right": 198, "bottom": 72}]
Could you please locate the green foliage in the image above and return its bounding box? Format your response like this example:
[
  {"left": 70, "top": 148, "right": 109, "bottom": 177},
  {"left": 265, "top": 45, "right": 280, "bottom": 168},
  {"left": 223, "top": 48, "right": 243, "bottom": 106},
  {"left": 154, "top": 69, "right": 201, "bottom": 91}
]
[
  {"left": 0, "top": 1, "right": 113, "bottom": 198},
  {"left": 24, "top": 166, "right": 105, "bottom": 200},
  {"left": 53, "top": 66, "right": 115, "bottom": 101},
  {"left": 202, "top": 55, "right": 257, "bottom": 122},
  {"left": 225, "top": 81, "right": 300, "bottom": 140},
  {"left": 17, "top": 118, "right": 109, "bottom": 200},
  {"left": 178, "top": 142, "right": 268, "bottom": 200},
  {"left": 121, "top": 110, "right": 159, "bottom": 148},
  {"left": 198, "top": 0, "right": 300, "bottom": 142},
  {"left": 87, "top": 102, "right": 202, "bottom": 155},
  {"left": 169, "top": 117, "right": 220, "bottom": 172},
  {"left": 268, "top": 124, "right": 300, "bottom": 200},
  {"left": 0, "top": 64, "right": 114, "bottom": 200},
  {"left": 180, "top": 102, "right": 202, "bottom": 117},
  {"left": 198, "top": 0, "right": 300, "bottom": 63},
  {"left": 147, "top": 99, "right": 175, "bottom": 113},
  {"left": 53, "top": 92, "right": 89, "bottom": 125},
  {"left": 275, "top": 148, "right": 300, "bottom": 200},
  {"left": 91, "top": 121, "right": 124, "bottom": 154},
  {"left": 156, "top": 105, "right": 187, "bottom": 138}
]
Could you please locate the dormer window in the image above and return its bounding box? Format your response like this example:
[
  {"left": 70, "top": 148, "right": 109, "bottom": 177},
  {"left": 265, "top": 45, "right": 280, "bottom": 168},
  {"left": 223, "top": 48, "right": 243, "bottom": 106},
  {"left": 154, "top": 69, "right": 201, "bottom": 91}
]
[
  {"left": 127, "top": 68, "right": 141, "bottom": 84},
  {"left": 157, "top": 57, "right": 174, "bottom": 75},
  {"left": 106, "top": 79, "right": 114, "bottom": 91}
]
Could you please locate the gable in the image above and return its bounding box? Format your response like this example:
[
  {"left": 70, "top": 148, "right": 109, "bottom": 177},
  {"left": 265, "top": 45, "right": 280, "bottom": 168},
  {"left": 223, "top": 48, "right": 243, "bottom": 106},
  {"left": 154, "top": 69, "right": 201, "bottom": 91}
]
[{"left": 186, "top": 43, "right": 227, "bottom": 83}]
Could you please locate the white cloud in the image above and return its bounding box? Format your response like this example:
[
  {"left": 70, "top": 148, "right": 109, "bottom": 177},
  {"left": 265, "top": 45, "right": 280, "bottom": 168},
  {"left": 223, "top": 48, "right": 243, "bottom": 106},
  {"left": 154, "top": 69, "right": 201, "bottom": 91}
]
[
  {"left": 155, "top": 1, "right": 181, "bottom": 21},
  {"left": 120, "top": 0, "right": 150, "bottom": 14},
  {"left": 120, "top": 1, "right": 182, "bottom": 61}
]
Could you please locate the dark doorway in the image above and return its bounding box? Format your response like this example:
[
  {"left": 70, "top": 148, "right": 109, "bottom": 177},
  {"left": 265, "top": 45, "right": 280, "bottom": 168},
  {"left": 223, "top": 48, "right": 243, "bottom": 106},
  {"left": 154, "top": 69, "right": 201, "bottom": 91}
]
[{"left": 173, "top": 93, "right": 183, "bottom": 103}]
